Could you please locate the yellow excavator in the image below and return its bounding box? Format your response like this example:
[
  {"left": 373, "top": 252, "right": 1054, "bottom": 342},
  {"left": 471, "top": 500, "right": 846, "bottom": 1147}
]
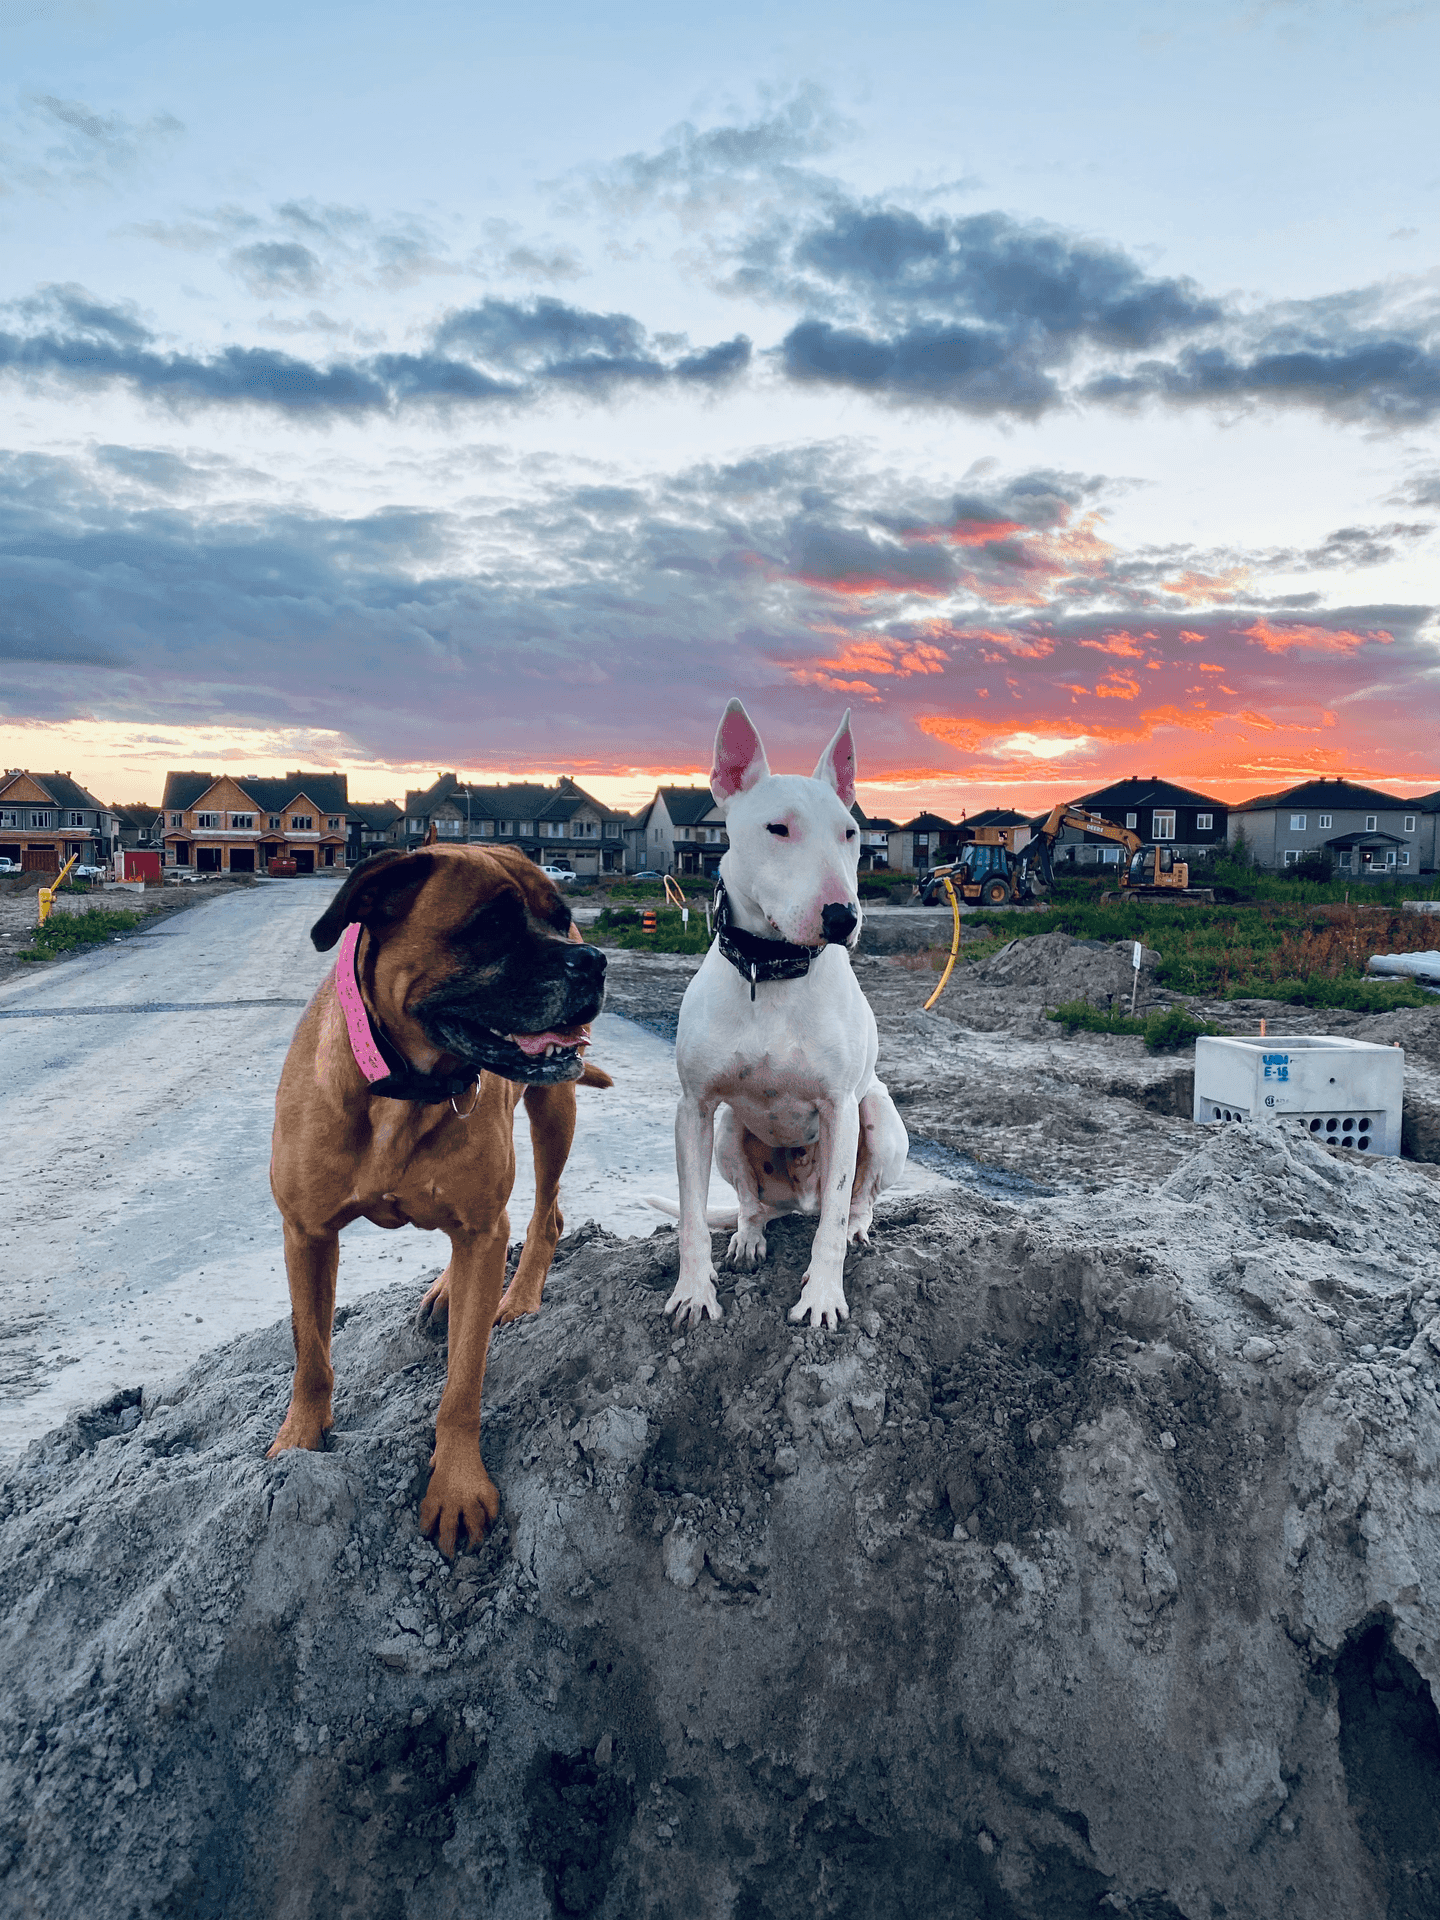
[
  {"left": 1027, "top": 805, "right": 1216, "bottom": 903},
  {"left": 918, "top": 805, "right": 1217, "bottom": 908}
]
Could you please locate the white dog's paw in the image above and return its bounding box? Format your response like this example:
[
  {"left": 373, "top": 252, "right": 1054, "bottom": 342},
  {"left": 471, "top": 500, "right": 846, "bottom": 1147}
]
[
  {"left": 845, "top": 1215, "right": 872, "bottom": 1248},
  {"left": 726, "top": 1224, "right": 768, "bottom": 1269},
  {"left": 665, "top": 1271, "right": 723, "bottom": 1326},
  {"left": 788, "top": 1272, "right": 849, "bottom": 1330}
]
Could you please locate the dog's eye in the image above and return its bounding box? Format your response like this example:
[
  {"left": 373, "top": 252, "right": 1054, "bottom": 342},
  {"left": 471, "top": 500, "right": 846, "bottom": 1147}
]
[{"left": 767, "top": 823, "right": 789, "bottom": 838}]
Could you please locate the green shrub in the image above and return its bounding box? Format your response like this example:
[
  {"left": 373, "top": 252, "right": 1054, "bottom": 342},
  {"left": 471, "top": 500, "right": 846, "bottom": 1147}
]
[
  {"left": 590, "top": 906, "right": 711, "bottom": 954},
  {"left": 17, "top": 906, "right": 144, "bottom": 961}
]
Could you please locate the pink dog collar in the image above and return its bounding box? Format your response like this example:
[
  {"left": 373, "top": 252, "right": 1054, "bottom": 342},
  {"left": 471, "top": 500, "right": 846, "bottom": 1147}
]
[{"left": 336, "top": 921, "right": 391, "bottom": 1086}]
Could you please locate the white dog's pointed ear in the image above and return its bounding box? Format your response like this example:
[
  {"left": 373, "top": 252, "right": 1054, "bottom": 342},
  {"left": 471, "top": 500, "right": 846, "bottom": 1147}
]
[
  {"left": 812, "top": 709, "right": 856, "bottom": 808},
  {"left": 711, "top": 699, "right": 770, "bottom": 808}
]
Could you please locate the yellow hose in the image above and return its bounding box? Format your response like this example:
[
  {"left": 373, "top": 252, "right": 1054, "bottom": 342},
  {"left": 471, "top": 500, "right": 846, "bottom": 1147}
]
[
  {"left": 923, "top": 873, "right": 962, "bottom": 1011},
  {"left": 662, "top": 875, "right": 685, "bottom": 908}
]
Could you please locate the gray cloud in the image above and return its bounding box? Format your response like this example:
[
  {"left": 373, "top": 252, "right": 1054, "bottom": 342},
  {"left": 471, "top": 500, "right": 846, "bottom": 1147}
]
[
  {"left": 0, "top": 287, "right": 750, "bottom": 416},
  {"left": 1085, "top": 330, "right": 1440, "bottom": 425},
  {"left": 228, "top": 241, "right": 326, "bottom": 297}
]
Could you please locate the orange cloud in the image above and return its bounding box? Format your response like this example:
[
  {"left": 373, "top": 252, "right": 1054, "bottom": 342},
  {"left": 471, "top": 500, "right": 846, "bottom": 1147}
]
[
  {"left": 1197, "top": 662, "right": 1225, "bottom": 673},
  {"left": 1243, "top": 619, "right": 1393, "bottom": 654},
  {"left": 1237, "top": 709, "right": 1278, "bottom": 732},
  {"left": 1079, "top": 630, "right": 1147, "bottom": 658},
  {"left": 1094, "top": 671, "right": 1142, "bottom": 700},
  {"left": 1162, "top": 566, "right": 1251, "bottom": 603}
]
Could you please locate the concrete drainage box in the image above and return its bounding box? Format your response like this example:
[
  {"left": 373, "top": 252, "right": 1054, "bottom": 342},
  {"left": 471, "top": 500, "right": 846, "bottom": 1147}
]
[{"left": 1193, "top": 1035, "right": 1404, "bottom": 1156}]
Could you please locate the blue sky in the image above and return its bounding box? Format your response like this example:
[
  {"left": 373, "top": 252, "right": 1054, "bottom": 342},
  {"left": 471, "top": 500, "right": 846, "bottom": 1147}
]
[{"left": 2, "top": 0, "right": 1438, "bottom": 809}]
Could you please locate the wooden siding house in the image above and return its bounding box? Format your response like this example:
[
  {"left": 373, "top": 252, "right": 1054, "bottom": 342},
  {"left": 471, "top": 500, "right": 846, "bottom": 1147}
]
[
  {"left": 400, "top": 775, "right": 627, "bottom": 876},
  {"left": 161, "top": 771, "right": 349, "bottom": 874},
  {"left": 0, "top": 771, "right": 118, "bottom": 872}
]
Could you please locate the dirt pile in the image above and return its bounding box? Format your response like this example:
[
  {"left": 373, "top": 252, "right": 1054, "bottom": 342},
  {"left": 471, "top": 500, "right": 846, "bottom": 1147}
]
[
  {"left": 4, "top": 1126, "right": 1440, "bottom": 1919},
  {"left": 966, "top": 930, "right": 1162, "bottom": 1008}
]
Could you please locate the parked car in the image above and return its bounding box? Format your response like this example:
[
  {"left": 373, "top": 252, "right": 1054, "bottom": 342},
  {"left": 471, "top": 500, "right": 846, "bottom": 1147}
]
[
  {"left": 538, "top": 864, "right": 577, "bottom": 883},
  {"left": 0, "top": 858, "right": 16, "bottom": 874},
  {"left": 629, "top": 869, "right": 666, "bottom": 881}
]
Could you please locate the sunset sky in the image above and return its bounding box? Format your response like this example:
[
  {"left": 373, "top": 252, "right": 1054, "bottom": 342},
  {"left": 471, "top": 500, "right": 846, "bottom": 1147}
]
[{"left": 3, "top": 0, "right": 1438, "bottom": 814}]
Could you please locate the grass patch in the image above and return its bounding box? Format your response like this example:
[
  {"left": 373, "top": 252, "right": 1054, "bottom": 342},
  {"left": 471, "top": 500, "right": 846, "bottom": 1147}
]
[
  {"left": 972, "top": 895, "right": 1439, "bottom": 1009},
  {"left": 17, "top": 906, "right": 145, "bottom": 961},
  {"left": 1047, "top": 1000, "right": 1225, "bottom": 1052},
  {"left": 590, "top": 905, "right": 712, "bottom": 954}
]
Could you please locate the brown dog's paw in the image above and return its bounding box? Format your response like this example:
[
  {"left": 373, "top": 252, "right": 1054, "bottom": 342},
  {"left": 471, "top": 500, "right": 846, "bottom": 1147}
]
[
  {"left": 266, "top": 1400, "right": 332, "bottom": 1456},
  {"left": 419, "top": 1456, "right": 500, "bottom": 1559},
  {"left": 494, "top": 1279, "right": 544, "bottom": 1325},
  {"left": 416, "top": 1270, "right": 450, "bottom": 1340}
]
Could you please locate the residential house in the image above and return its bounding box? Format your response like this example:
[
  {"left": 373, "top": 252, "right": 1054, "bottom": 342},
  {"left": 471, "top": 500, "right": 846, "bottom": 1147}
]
[
  {"left": 1048, "top": 776, "right": 1227, "bottom": 871},
  {"left": 161, "top": 771, "right": 349, "bottom": 873},
  {"left": 112, "top": 805, "right": 163, "bottom": 853},
  {"left": 347, "top": 800, "right": 404, "bottom": 866},
  {"left": 0, "top": 771, "right": 119, "bottom": 873},
  {"left": 886, "top": 812, "right": 967, "bottom": 875},
  {"left": 855, "top": 806, "right": 892, "bottom": 871},
  {"left": 1409, "top": 789, "right": 1440, "bottom": 875},
  {"left": 400, "top": 774, "right": 628, "bottom": 877},
  {"left": 629, "top": 787, "right": 728, "bottom": 876},
  {"left": 1230, "top": 777, "right": 1425, "bottom": 879}
]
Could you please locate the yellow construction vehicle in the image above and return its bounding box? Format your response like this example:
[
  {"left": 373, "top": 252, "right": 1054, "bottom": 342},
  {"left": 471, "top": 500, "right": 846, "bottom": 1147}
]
[
  {"left": 918, "top": 824, "right": 1045, "bottom": 908},
  {"left": 37, "top": 854, "right": 79, "bottom": 925},
  {"left": 1026, "top": 805, "right": 1216, "bottom": 903}
]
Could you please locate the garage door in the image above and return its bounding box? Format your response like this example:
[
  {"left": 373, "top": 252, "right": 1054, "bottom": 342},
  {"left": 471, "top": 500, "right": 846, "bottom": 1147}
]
[{"left": 228, "top": 848, "right": 255, "bottom": 872}]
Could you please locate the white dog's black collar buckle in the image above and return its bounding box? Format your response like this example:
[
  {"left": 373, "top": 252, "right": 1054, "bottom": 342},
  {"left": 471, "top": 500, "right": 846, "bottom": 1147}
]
[{"left": 713, "top": 879, "right": 817, "bottom": 1001}]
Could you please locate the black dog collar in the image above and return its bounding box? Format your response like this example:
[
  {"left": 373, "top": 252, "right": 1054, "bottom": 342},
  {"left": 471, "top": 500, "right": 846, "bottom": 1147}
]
[{"left": 713, "top": 878, "right": 819, "bottom": 1001}]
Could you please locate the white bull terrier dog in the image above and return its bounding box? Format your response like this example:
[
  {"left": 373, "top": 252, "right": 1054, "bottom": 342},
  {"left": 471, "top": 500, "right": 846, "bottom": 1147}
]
[{"left": 658, "top": 699, "right": 909, "bottom": 1330}]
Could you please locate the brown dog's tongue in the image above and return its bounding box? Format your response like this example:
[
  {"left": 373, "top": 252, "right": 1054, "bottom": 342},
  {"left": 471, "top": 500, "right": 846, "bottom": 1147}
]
[{"left": 508, "top": 1024, "right": 592, "bottom": 1056}]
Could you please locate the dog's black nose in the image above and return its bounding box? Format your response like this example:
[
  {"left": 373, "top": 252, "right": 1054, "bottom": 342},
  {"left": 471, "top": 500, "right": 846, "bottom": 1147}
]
[{"left": 821, "top": 903, "right": 858, "bottom": 945}]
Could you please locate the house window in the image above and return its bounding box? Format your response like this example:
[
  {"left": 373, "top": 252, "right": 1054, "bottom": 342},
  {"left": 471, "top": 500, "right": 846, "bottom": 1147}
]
[
  {"left": 69, "top": 811, "right": 86, "bottom": 828},
  {"left": 1284, "top": 850, "right": 1299, "bottom": 866},
  {"left": 269, "top": 815, "right": 282, "bottom": 830},
  {"left": 497, "top": 821, "right": 513, "bottom": 835},
  {"left": 519, "top": 821, "right": 534, "bottom": 836},
  {"left": 1101, "top": 846, "right": 1121, "bottom": 865},
  {"left": 1404, "top": 815, "right": 1416, "bottom": 834},
  {"left": 1152, "top": 811, "right": 1176, "bottom": 840},
  {"left": 30, "top": 811, "right": 53, "bottom": 829},
  {"left": 327, "top": 816, "right": 340, "bottom": 831},
  {"left": 1400, "top": 851, "right": 1411, "bottom": 867},
  {"left": 1125, "top": 813, "right": 1138, "bottom": 829},
  {"left": 542, "top": 821, "right": 565, "bottom": 839},
  {"left": 1289, "top": 815, "right": 1306, "bottom": 831},
  {"left": 196, "top": 813, "right": 219, "bottom": 828},
  {"left": 291, "top": 815, "right": 313, "bottom": 830},
  {"left": 0, "top": 811, "right": 16, "bottom": 828},
  {"left": 1318, "top": 814, "right": 1332, "bottom": 830},
  {"left": 1386, "top": 850, "right": 1397, "bottom": 867},
  {"left": 478, "top": 819, "right": 495, "bottom": 837},
  {"left": 1365, "top": 815, "right": 1377, "bottom": 832},
  {"left": 230, "top": 814, "right": 254, "bottom": 830},
  {"left": 1195, "top": 813, "right": 1213, "bottom": 831},
  {"left": 438, "top": 818, "right": 462, "bottom": 836}
]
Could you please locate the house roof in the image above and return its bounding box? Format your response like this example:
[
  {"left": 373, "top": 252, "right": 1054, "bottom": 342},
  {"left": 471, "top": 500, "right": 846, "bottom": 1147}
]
[
  {"left": 403, "top": 775, "right": 608, "bottom": 824},
  {"left": 348, "top": 800, "right": 402, "bottom": 828},
  {"left": 655, "top": 786, "right": 719, "bottom": 827},
  {"left": 1325, "top": 831, "right": 1404, "bottom": 851},
  {"left": 160, "top": 770, "right": 349, "bottom": 815},
  {"left": 1074, "top": 776, "right": 1225, "bottom": 813},
  {"left": 899, "top": 811, "right": 956, "bottom": 832},
  {"left": 0, "top": 770, "right": 109, "bottom": 812},
  {"left": 1232, "top": 776, "right": 1411, "bottom": 814},
  {"left": 963, "top": 807, "right": 1030, "bottom": 829}
]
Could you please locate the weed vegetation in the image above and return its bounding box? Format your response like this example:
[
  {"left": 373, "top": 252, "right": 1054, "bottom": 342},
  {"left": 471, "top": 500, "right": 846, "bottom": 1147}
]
[
  {"left": 1047, "top": 1001, "right": 1225, "bottom": 1052},
  {"left": 17, "top": 906, "right": 144, "bottom": 962}
]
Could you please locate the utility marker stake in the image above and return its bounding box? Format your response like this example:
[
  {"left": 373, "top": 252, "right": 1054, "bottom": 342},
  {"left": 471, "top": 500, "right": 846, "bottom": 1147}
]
[{"left": 1129, "top": 940, "right": 1142, "bottom": 1017}]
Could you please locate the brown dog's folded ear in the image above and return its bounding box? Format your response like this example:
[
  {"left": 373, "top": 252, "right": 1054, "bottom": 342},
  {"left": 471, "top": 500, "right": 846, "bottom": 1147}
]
[{"left": 310, "top": 850, "right": 435, "bottom": 951}]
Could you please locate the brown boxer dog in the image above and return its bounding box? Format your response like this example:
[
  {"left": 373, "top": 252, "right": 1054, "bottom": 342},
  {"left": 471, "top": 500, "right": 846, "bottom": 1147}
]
[{"left": 267, "top": 843, "right": 609, "bottom": 1557}]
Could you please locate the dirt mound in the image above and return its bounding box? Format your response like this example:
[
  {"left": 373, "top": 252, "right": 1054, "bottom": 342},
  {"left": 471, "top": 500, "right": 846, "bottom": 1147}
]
[
  {"left": 969, "top": 930, "right": 1160, "bottom": 1006},
  {"left": 4, "top": 1129, "right": 1440, "bottom": 1919}
]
